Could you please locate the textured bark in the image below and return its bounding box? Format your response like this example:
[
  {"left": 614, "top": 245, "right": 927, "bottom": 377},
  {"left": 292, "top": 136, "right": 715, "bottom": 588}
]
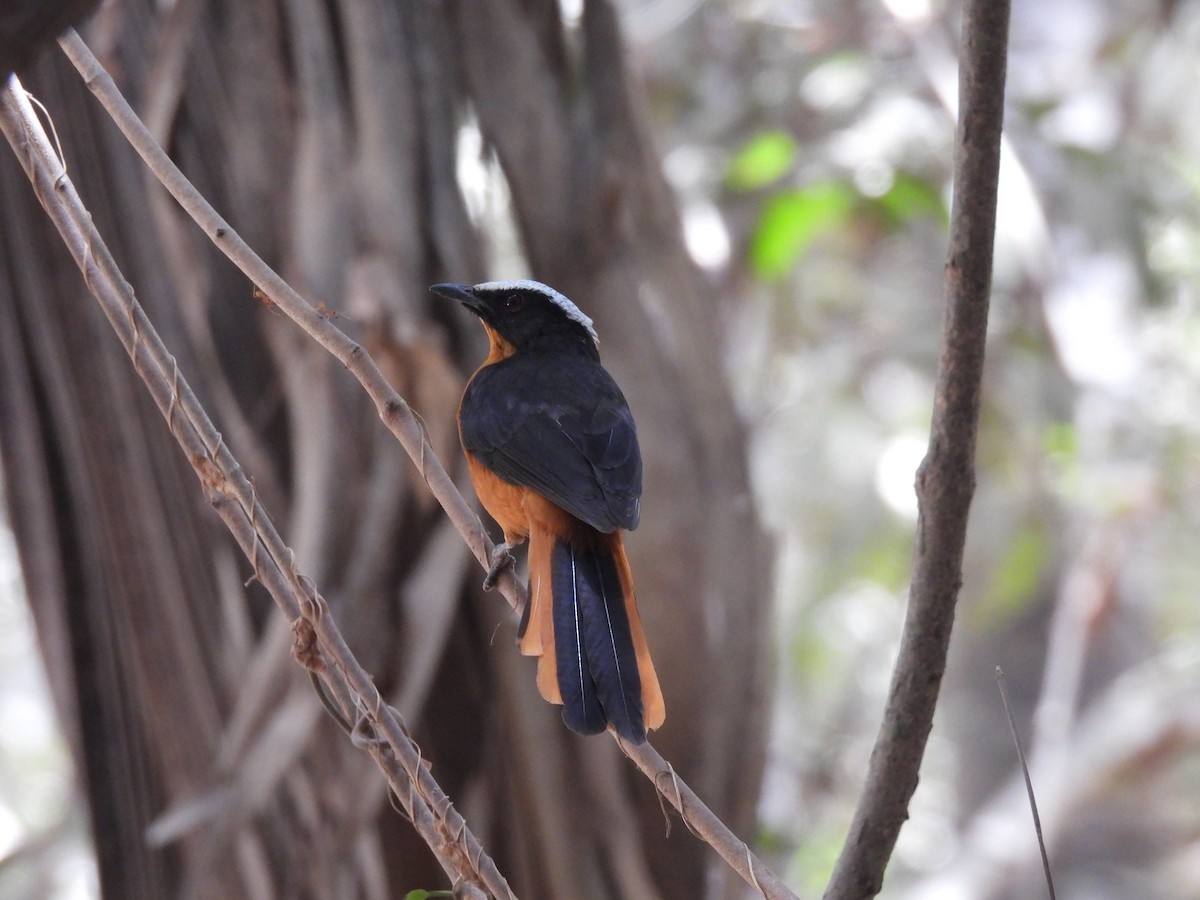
[
  {"left": 823, "top": 1, "right": 1011, "bottom": 897},
  {"left": 0, "top": 1, "right": 770, "bottom": 897}
]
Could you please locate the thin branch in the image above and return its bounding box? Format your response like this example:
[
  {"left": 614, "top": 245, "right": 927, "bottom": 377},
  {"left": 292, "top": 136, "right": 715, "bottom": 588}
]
[
  {"left": 621, "top": 740, "right": 796, "bottom": 900},
  {"left": 53, "top": 28, "right": 797, "bottom": 899},
  {"left": 823, "top": 1, "right": 1011, "bottom": 897},
  {"left": 996, "top": 668, "right": 1056, "bottom": 900},
  {"left": 0, "top": 76, "right": 510, "bottom": 900},
  {"left": 55, "top": 28, "right": 506, "bottom": 601}
]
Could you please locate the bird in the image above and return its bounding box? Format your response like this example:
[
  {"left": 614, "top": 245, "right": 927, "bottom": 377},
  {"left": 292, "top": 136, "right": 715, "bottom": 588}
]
[{"left": 431, "top": 279, "right": 665, "bottom": 744}]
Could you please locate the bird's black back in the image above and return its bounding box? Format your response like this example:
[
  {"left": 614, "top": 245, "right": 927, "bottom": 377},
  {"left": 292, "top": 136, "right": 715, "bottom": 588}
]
[{"left": 460, "top": 349, "right": 642, "bottom": 534}]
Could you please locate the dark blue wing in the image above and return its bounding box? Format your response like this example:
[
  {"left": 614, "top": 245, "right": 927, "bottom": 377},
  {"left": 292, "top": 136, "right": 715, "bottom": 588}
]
[{"left": 460, "top": 354, "right": 642, "bottom": 532}]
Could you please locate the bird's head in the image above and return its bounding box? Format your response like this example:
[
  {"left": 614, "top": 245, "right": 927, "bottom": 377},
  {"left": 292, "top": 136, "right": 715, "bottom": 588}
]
[{"left": 431, "top": 280, "right": 599, "bottom": 357}]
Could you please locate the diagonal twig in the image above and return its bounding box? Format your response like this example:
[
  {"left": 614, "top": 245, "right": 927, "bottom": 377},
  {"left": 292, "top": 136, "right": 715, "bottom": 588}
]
[
  {"left": 620, "top": 739, "right": 795, "bottom": 899},
  {"left": 0, "top": 74, "right": 510, "bottom": 900},
  {"left": 56, "top": 28, "right": 509, "bottom": 603},
  {"left": 54, "top": 27, "right": 798, "bottom": 900},
  {"left": 823, "top": 1, "right": 1011, "bottom": 897},
  {"left": 996, "top": 667, "right": 1057, "bottom": 899}
]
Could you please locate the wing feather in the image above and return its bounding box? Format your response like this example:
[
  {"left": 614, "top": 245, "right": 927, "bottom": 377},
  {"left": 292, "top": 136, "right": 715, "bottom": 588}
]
[{"left": 460, "top": 354, "right": 641, "bottom": 532}]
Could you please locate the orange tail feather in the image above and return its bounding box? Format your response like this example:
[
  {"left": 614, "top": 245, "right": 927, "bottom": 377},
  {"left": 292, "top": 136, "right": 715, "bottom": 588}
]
[{"left": 521, "top": 517, "right": 664, "bottom": 741}]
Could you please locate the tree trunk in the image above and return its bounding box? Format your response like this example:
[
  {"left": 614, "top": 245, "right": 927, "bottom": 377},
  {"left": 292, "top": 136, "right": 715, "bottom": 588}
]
[{"left": 0, "top": 2, "right": 770, "bottom": 897}]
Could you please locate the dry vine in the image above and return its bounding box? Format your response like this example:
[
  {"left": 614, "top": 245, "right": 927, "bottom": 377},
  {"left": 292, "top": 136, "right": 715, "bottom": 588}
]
[
  {"left": 7, "top": 27, "right": 801, "bottom": 900},
  {"left": 1, "top": 0, "right": 1009, "bottom": 890},
  {"left": 0, "top": 76, "right": 509, "bottom": 900}
]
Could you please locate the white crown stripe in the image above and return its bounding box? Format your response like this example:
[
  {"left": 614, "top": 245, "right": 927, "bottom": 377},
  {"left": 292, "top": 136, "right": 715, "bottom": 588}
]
[{"left": 473, "top": 279, "right": 599, "bottom": 345}]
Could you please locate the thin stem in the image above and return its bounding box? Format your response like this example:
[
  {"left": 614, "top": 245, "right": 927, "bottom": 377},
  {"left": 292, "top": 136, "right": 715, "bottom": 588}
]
[
  {"left": 622, "top": 740, "right": 797, "bottom": 900},
  {"left": 823, "top": 1, "right": 1011, "bottom": 897},
  {"left": 51, "top": 28, "right": 796, "bottom": 900},
  {"left": 56, "top": 27, "right": 508, "bottom": 604},
  {"left": 996, "top": 668, "right": 1057, "bottom": 900},
  {"left": 0, "top": 75, "right": 511, "bottom": 900}
]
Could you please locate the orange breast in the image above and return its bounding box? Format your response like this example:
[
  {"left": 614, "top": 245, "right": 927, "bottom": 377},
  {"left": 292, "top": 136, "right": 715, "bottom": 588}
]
[
  {"left": 460, "top": 324, "right": 524, "bottom": 540},
  {"left": 464, "top": 449, "right": 531, "bottom": 543}
]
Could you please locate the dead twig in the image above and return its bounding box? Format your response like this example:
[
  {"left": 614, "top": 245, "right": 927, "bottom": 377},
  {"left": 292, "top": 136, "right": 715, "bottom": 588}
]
[
  {"left": 54, "top": 27, "right": 796, "bottom": 900},
  {"left": 823, "top": 1, "right": 1011, "bottom": 897},
  {"left": 56, "top": 28, "right": 508, "bottom": 604},
  {"left": 996, "top": 668, "right": 1057, "bottom": 899},
  {"left": 621, "top": 739, "right": 795, "bottom": 900},
  {"left": 0, "top": 75, "right": 513, "bottom": 900}
]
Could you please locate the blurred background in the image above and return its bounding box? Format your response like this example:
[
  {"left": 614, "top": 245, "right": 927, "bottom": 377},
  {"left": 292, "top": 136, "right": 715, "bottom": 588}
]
[{"left": 3, "top": 0, "right": 1200, "bottom": 898}]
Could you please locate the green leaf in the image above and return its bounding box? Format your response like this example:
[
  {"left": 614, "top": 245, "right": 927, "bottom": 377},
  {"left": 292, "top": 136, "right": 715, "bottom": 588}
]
[
  {"left": 727, "top": 130, "right": 797, "bottom": 191},
  {"left": 404, "top": 891, "right": 454, "bottom": 900},
  {"left": 979, "top": 524, "right": 1050, "bottom": 625},
  {"left": 790, "top": 827, "right": 846, "bottom": 895},
  {"left": 854, "top": 531, "right": 914, "bottom": 592},
  {"left": 876, "top": 172, "right": 947, "bottom": 227},
  {"left": 791, "top": 627, "right": 835, "bottom": 682},
  {"left": 750, "top": 182, "right": 856, "bottom": 279},
  {"left": 1041, "top": 421, "right": 1077, "bottom": 461}
]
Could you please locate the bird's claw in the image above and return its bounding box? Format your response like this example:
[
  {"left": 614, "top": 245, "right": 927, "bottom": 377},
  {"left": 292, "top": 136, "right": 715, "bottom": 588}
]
[{"left": 482, "top": 542, "right": 516, "bottom": 591}]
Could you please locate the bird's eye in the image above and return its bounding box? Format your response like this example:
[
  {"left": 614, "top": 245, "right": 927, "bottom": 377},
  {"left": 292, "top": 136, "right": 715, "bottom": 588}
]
[{"left": 504, "top": 293, "right": 525, "bottom": 311}]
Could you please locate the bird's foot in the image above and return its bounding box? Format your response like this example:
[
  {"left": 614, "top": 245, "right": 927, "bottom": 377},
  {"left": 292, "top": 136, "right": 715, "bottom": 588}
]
[{"left": 482, "top": 541, "right": 517, "bottom": 590}]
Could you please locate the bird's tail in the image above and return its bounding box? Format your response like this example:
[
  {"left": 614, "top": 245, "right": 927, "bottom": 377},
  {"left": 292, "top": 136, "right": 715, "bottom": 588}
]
[{"left": 520, "top": 528, "right": 664, "bottom": 743}]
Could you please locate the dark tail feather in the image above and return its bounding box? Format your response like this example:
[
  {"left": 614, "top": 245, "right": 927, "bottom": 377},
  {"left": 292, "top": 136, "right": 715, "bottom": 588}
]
[{"left": 551, "top": 540, "right": 646, "bottom": 743}]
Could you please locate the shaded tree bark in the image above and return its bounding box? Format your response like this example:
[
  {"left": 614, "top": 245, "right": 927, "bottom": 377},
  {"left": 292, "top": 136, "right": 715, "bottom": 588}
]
[
  {"left": 0, "top": 1, "right": 770, "bottom": 898},
  {"left": 824, "top": 0, "right": 1010, "bottom": 896}
]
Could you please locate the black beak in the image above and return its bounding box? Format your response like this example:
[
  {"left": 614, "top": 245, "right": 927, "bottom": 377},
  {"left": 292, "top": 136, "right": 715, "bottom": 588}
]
[{"left": 430, "top": 283, "right": 485, "bottom": 315}]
